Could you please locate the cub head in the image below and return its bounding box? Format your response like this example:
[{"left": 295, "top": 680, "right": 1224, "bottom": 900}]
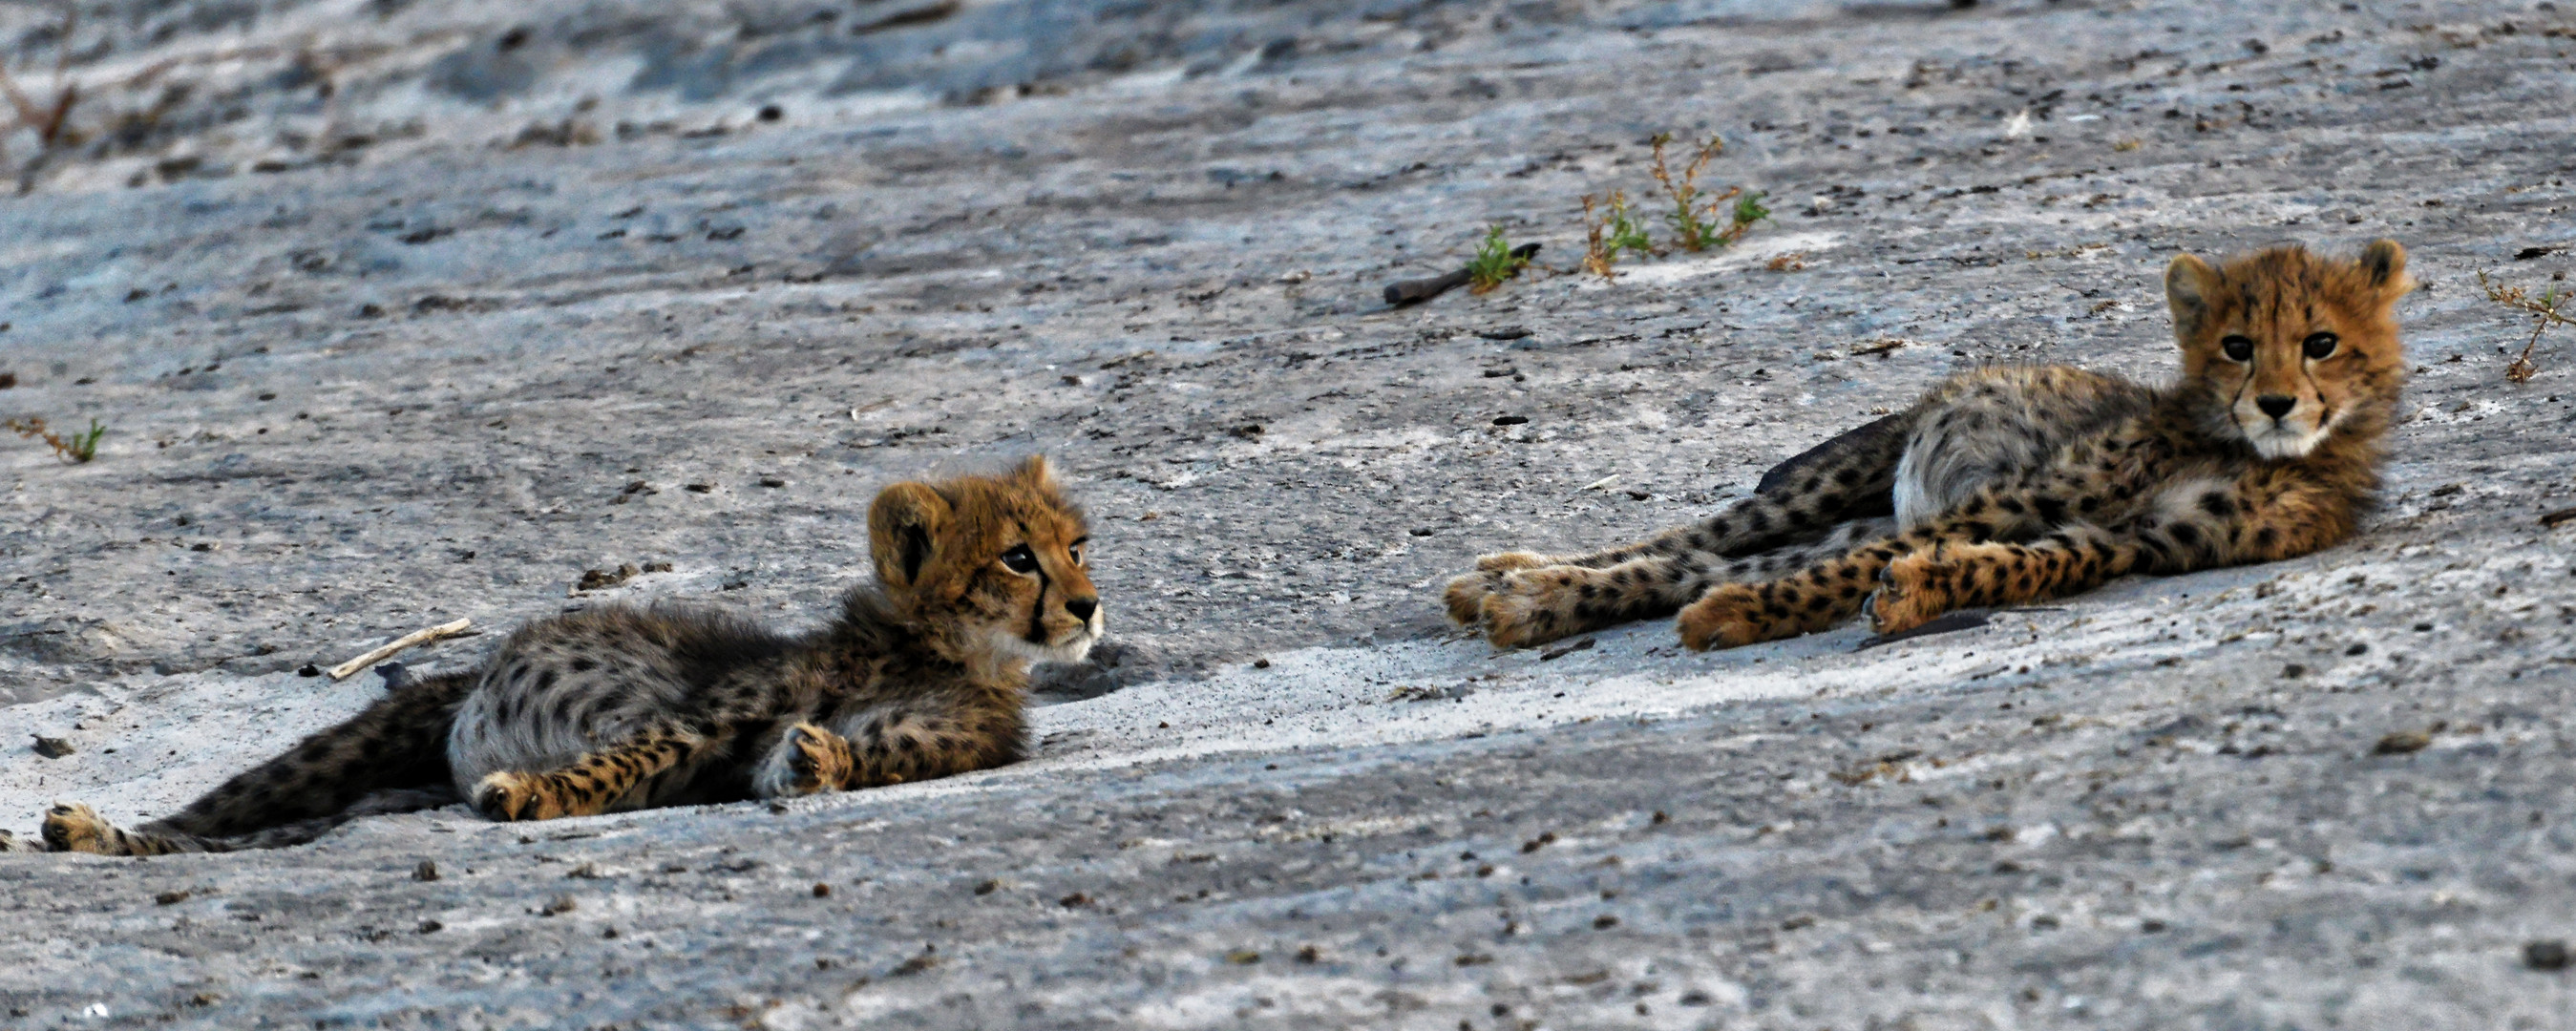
[
  {"left": 867, "top": 456, "right": 1102, "bottom": 665},
  {"left": 2165, "top": 240, "right": 2413, "bottom": 459}
]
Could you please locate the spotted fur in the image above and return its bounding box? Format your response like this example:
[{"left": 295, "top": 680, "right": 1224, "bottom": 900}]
[
  {"left": 1446, "top": 241, "right": 2412, "bottom": 651},
  {"left": 36, "top": 457, "right": 1100, "bottom": 855}
]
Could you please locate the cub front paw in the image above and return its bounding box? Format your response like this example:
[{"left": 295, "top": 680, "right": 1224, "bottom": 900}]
[
  {"left": 756, "top": 722, "right": 853, "bottom": 798},
  {"left": 1442, "top": 553, "right": 1552, "bottom": 626},
  {"left": 1477, "top": 590, "right": 1562, "bottom": 650},
  {"left": 41, "top": 802, "right": 115, "bottom": 854},
  {"left": 1675, "top": 585, "right": 1771, "bottom": 651},
  {"left": 1868, "top": 555, "right": 1954, "bottom": 635},
  {"left": 1443, "top": 571, "right": 1503, "bottom": 626},
  {"left": 473, "top": 772, "right": 566, "bottom": 822}
]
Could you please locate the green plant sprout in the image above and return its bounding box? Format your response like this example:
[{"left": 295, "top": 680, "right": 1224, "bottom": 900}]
[
  {"left": 1467, "top": 224, "right": 1531, "bottom": 293},
  {"left": 8, "top": 415, "right": 105, "bottom": 463},
  {"left": 1648, "top": 133, "right": 1770, "bottom": 252}
]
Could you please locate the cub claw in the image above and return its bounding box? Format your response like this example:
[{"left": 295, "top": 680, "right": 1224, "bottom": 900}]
[
  {"left": 1675, "top": 585, "right": 1768, "bottom": 652},
  {"left": 1869, "top": 555, "right": 1950, "bottom": 635},
  {"left": 41, "top": 802, "right": 113, "bottom": 854},
  {"left": 473, "top": 772, "right": 563, "bottom": 823},
  {"left": 1443, "top": 571, "right": 1503, "bottom": 626},
  {"left": 1478, "top": 590, "right": 1563, "bottom": 649},
  {"left": 1444, "top": 553, "right": 1552, "bottom": 627},
  {"left": 782, "top": 723, "right": 853, "bottom": 796}
]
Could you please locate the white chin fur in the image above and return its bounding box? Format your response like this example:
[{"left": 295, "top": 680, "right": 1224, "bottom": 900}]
[
  {"left": 2241, "top": 423, "right": 2324, "bottom": 459},
  {"left": 991, "top": 626, "right": 1101, "bottom": 666}
]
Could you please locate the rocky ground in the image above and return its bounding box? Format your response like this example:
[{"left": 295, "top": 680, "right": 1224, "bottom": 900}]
[{"left": 3, "top": 0, "right": 2574, "bottom": 1027}]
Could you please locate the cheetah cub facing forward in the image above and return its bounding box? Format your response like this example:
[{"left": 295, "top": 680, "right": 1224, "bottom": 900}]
[
  {"left": 31, "top": 457, "right": 1100, "bottom": 855},
  {"left": 1446, "top": 241, "right": 2412, "bottom": 651}
]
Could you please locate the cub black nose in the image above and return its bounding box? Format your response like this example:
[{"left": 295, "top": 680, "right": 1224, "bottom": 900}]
[
  {"left": 2255, "top": 395, "right": 2295, "bottom": 420},
  {"left": 1065, "top": 598, "right": 1098, "bottom": 621}
]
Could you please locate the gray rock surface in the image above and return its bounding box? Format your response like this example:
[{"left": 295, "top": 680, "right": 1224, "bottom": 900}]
[{"left": 3, "top": 0, "right": 2575, "bottom": 1026}]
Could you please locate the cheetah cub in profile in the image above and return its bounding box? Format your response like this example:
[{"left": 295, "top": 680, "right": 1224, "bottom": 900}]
[
  {"left": 1446, "top": 241, "right": 2412, "bottom": 651},
  {"left": 28, "top": 457, "right": 1101, "bottom": 855}
]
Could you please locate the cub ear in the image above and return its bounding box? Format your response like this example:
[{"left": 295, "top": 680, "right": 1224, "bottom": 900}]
[
  {"left": 1009, "top": 454, "right": 1059, "bottom": 491},
  {"left": 2358, "top": 239, "right": 2414, "bottom": 302},
  {"left": 868, "top": 482, "right": 952, "bottom": 591},
  {"left": 2164, "top": 253, "right": 2220, "bottom": 346}
]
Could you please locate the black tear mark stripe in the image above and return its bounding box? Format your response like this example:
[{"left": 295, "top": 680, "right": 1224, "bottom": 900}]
[{"left": 1019, "top": 519, "right": 1049, "bottom": 644}]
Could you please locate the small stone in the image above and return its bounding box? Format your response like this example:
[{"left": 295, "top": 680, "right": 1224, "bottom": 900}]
[
  {"left": 1225, "top": 949, "right": 1261, "bottom": 964},
  {"left": 1476, "top": 326, "right": 1531, "bottom": 340},
  {"left": 416, "top": 919, "right": 443, "bottom": 934},
  {"left": 0, "top": 371, "right": 16, "bottom": 389},
  {"left": 757, "top": 475, "right": 786, "bottom": 488},
  {"left": 538, "top": 894, "right": 577, "bottom": 916},
  {"left": 2375, "top": 730, "right": 2432, "bottom": 754},
  {"left": 412, "top": 860, "right": 439, "bottom": 882},
  {"left": 154, "top": 889, "right": 192, "bottom": 905},
  {"left": 1059, "top": 892, "right": 1091, "bottom": 908},
  {"left": 577, "top": 564, "right": 639, "bottom": 591},
  {"left": 2527, "top": 939, "right": 2570, "bottom": 971},
  {"left": 757, "top": 104, "right": 784, "bottom": 122},
  {"left": 1491, "top": 414, "right": 1529, "bottom": 426},
  {"left": 812, "top": 882, "right": 832, "bottom": 897},
  {"left": 973, "top": 878, "right": 1001, "bottom": 895},
  {"left": 1253, "top": 658, "right": 1272, "bottom": 669},
  {"left": 298, "top": 664, "right": 323, "bottom": 677},
  {"left": 32, "top": 736, "right": 73, "bottom": 758}
]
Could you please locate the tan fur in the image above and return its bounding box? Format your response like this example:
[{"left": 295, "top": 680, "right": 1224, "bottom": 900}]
[
  {"left": 1446, "top": 241, "right": 2412, "bottom": 652},
  {"left": 36, "top": 458, "right": 1100, "bottom": 854}
]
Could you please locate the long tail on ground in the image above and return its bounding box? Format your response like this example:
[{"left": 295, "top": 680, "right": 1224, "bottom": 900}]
[{"left": 43, "top": 669, "right": 482, "bottom": 855}]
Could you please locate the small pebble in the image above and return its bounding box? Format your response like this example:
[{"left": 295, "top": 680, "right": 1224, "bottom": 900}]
[
  {"left": 2375, "top": 730, "right": 2432, "bottom": 755},
  {"left": 412, "top": 860, "right": 439, "bottom": 882},
  {"left": 32, "top": 736, "right": 73, "bottom": 759},
  {"left": 2528, "top": 939, "right": 2570, "bottom": 971}
]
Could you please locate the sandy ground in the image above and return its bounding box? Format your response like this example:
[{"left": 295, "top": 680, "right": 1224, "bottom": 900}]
[{"left": 3, "top": 0, "right": 2576, "bottom": 1027}]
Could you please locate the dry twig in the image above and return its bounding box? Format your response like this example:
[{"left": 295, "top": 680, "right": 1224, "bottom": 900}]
[
  {"left": 328, "top": 619, "right": 473, "bottom": 681},
  {"left": 2478, "top": 269, "right": 2576, "bottom": 383}
]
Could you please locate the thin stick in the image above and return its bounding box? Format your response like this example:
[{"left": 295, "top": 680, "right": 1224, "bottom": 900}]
[{"left": 329, "top": 619, "right": 472, "bottom": 681}]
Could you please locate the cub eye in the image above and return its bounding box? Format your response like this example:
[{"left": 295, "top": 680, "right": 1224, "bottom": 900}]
[
  {"left": 2220, "top": 335, "right": 2255, "bottom": 363},
  {"left": 999, "top": 545, "right": 1039, "bottom": 574},
  {"left": 2302, "top": 332, "right": 2339, "bottom": 360},
  {"left": 1067, "top": 537, "right": 1088, "bottom": 565}
]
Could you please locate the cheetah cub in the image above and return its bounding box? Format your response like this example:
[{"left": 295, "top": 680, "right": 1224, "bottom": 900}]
[
  {"left": 1446, "top": 241, "right": 2412, "bottom": 651},
  {"left": 29, "top": 457, "right": 1101, "bottom": 855}
]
